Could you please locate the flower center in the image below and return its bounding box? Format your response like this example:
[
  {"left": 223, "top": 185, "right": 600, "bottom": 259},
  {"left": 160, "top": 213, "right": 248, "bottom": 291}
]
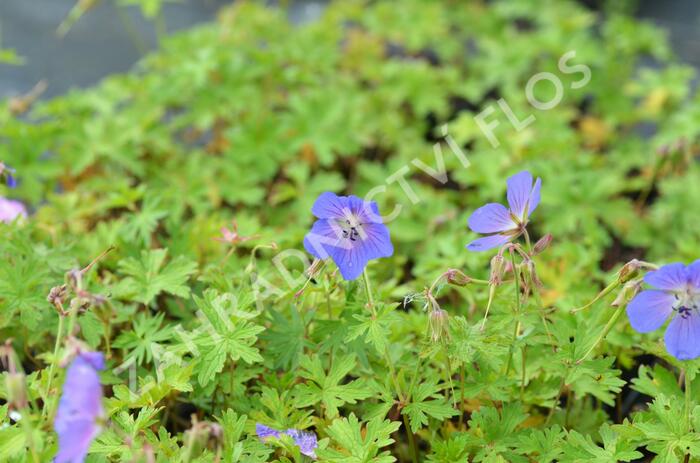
[
  {"left": 338, "top": 216, "right": 363, "bottom": 242},
  {"left": 673, "top": 289, "right": 700, "bottom": 319}
]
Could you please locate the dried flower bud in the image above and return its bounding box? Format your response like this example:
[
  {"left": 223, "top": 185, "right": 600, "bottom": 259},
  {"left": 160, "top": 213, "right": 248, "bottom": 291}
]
[
  {"left": 66, "top": 268, "right": 84, "bottom": 292},
  {"left": 618, "top": 259, "right": 642, "bottom": 284},
  {"left": 489, "top": 254, "right": 505, "bottom": 286},
  {"left": 446, "top": 268, "right": 471, "bottom": 286},
  {"left": 533, "top": 233, "right": 553, "bottom": 255},
  {"left": 524, "top": 260, "right": 543, "bottom": 288},
  {"left": 305, "top": 258, "right": 323, "bottom": 279},
  {"left": 428, "top": 308, "right": 449, "bottom": 343},
  {"left": 47, "top": 284, "right": 68, "bottom": 308},
  {"left": 612, "top": 278, "right": 643, "bottom": 307}
]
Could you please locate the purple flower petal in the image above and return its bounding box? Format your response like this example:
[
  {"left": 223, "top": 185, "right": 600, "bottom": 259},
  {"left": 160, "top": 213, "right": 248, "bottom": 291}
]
[
  {"left": 626, "top": 290, "right": 674, "bottom": 333},
  {"left": 54, "top": 352, "right": 105, "bottom": 463},
  {"left": 54, "top": 419, "right": 102, "bottom": 463},
  {"left": 528, "top": 177, "right": 542, "bottom": 217},
  {"left": 0, "top": 197, "right": 27, "bottom": 223},
  {"left": 358, "top": 222, "right": 394, "bottom": 260},
  {"left": 303, "top": 219, "right": 344, "bottom": 260},
  {"left": 256, "top": 423, "right": 281, "bottom": 440},
  {"left": 467, "top": 203, "right": 516, "bottom": 234},
  {"left": 466, "top": 233, "right": 512, "bottom": 252},
  {"left": 665, "top": 313, "right": 700, "bottom": 360},
  {"left": 311, "top": 192, "right": 348, "bottom": 219},
  {"left": 286, "top": 429, "right": 318, "bottom": 459},
  {"left": 644, "top": 263, "right": 688, "bottom": 291},
  {"left": 687, "top": 260, "right": 700, "bottom": 290},
  {"left": 328, "top": 243, "right": 369, "bottom": 280},
  {"left": 506, "top": 171, "right": 534, "bottom": 220}
]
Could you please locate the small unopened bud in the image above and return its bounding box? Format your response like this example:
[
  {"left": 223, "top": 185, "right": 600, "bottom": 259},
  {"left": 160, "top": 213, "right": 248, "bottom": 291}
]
[
  {"left": 428, "top": 309, "right": 450, "bottom": 343},
  {"left": 5, "top": 372, "right": 27, "bottom": 410},
  {"left": 446, "top": 269, "right": 471, "bottom": 286},
  {"left": 0, "top": 342, "right": 27, "bottom": 410},
  {"left": 618, "top": 259, "right": 642, "bottom": 284},
  {"left": 66, "top": 268, "right": 83, "bottom": 291},
  {"left": 533, "top": 233, "right": 553, "bottom": 255},
  {"left": 207, "top": 422, "right": 224, "bottom": 442},
  {"left": 524, "top": 260, "right": 543, "bottom": 288},
  {"left": 489, "top": 254, "right": 505, "bottom": 285},
  {"left": 47, "top": 284, "right": 68, "bottom": 308},
  {"left": 612, "top": 278, "right": 643, "bottom": 307}
]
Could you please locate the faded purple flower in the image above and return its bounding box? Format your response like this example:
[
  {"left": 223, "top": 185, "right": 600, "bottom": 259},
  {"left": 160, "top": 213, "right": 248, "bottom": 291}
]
[
  {"left": 626, "top": 261, "right": 700, "bottom": 360},
  {"left": 466, "top": 171, "right": 541, "bottom": 252},
  {"left": 0, "top": 197, "right": 27, "bottom": 223},
  {"left": 286, "top": 429, "right": 318, "bottom": 459},
  {"left": 54, "top": 352, "right": 105, "bottom": 463},
  {"left": 256, "top": 424, "right": 318, "bottom": 459},
  {"left": 303, "top": 192, "right": 393, "bottom": 280},
  {"left": 256, "top": 423, "right": 282, "bottom": 440}
]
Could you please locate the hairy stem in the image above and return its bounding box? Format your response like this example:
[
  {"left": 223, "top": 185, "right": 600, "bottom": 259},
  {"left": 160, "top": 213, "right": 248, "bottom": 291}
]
[{"left": 505, "top": 251, "right": 522, "bottom": 376}]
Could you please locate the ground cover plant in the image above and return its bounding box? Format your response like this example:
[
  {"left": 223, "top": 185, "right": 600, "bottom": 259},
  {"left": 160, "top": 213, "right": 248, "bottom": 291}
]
[{"left": 2, "top": 0, "right": 700, "bottom": 461}]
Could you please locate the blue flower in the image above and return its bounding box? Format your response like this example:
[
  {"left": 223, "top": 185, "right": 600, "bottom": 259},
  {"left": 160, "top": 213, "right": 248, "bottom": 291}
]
[
  {"left": 256, "top": 423, "right": 281, "bottom": 440},
  {"left": 303, "top": 192, "right": 393, "bottom": 280},
  {"left": 256, "top": 423, "right": 318, "bottom": 459},
  {"left": 466, "top": 171, "right": 541, "bottom": 252},
  {"left": 285, "top": 429, "right": 318, "bottom": 459},
  {"left": 54, "top": 352, "right": 105, "bottom": 463},
  {"left": 626, "top": 261, "right": 700, "bottom": 360}
]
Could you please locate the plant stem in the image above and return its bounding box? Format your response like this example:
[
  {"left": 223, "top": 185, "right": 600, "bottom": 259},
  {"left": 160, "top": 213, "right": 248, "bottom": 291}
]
[
  {"left": 402, "top": 413, "right": 419, "bottom": 463},
  {"left": 20, "top": 413, "right": 40, "bottom": 463},
  {"left": 362, "top": 268, "right": 376, "bottom": 314},
  {"left": 458, "top": 364, "right": 466, "bottom": 428},
  {"left": 685, "top": 368, "right": 692, "bottom": 431},
  {"left": 43, "top": 313, "right": 65, "bottom": 419},
  {"left": 505, "top": 250, "right": 522, "bottom": 375},
  {"left": 362, "top": 269, "right": 403, "bottom": 402},
  {"left": 576, "top": 306, "right": 624, "bottom": 364},
  {"left": 520, "top": 346, "right": 527, "bottom": 401},
  {"left": 480, "top": 284, "right": 496, "bottom": 331}
]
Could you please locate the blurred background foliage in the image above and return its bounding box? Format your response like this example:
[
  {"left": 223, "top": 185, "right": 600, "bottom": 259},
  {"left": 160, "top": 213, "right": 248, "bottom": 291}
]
[{"left": 2, "top": 0, "right": 700, "bottom": 461}]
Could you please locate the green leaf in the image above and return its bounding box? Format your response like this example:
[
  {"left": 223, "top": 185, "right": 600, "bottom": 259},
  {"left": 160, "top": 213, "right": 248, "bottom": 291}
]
[
  {"left": 294, "top": 354, "right": 372, "bottom": 419},
  {"left": 403, "top": 381, "right": 459, "bottom": 432},
  {"left": 319, "top": 413, "right": 401, "bottom": 463},
  {"left": 115, "top": 249, "right": 197, "bottom": 305}
]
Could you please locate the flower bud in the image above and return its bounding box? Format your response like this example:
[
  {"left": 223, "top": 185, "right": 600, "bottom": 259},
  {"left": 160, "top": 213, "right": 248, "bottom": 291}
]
[
  {"left": 618, "top": 259, "right": 642, "bottom": 284},
  {"left": 446, "top": 268, "right": 471, "bottom": 287},
  {"left": 5, "top": 372, "right": 27, "bottom": 410},
  {"left": 0, "top": 342, "right": 27, "bottom": 410},
  {"left": 47, "top": 284, "right": 68, "bottom": 309},
  {"left": 524, "top": 259, "right": 543, "bottom": 288},
  {"left": 533, "top": 233, "right": 553, "bottom": 255},
  {"left": 489, "top": 254, "right": 505, "bottom": 286},
  {"left": 612, "top": 278, "right": 643, "bottom": 307},
  {"left": 428, "top": 308, "right": 450, "bottom": 343}
]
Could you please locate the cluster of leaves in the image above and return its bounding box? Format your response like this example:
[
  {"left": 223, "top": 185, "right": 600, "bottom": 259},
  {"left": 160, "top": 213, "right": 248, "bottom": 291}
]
[{"left": 1, "top": 0, "right": 700, "bottom": 461}]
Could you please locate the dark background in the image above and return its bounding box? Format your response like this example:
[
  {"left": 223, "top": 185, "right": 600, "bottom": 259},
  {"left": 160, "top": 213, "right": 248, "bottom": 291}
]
[{"left": 0, "top": 0, "right": 698, "bottom": 100}]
